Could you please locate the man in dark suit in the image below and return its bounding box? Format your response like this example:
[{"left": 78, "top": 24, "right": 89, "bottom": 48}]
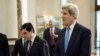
[
  {"left": 0, "top": 33, "right": 9, "bottom": 56},
  {"left": 12, "top": 23, "right": 50, "bottom": 56},
  {"left": 55, "top": 3, "right": 91, "bottom": 56},
  {"left": 43, "top": 19, "right": 61, "bottom": 56}
]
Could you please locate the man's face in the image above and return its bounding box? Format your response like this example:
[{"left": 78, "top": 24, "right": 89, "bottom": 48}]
[
  {"left": 61, "top": 9, "right": 75, "bottom": 26},
  {"left": 21, "top": 29, "right": 33, "bottom": 40},
  {"left": 49, "top": 20, "right": 54, "bottom": 28}
]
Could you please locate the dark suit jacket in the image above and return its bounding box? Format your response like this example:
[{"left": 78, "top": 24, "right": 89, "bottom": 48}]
[
  {"left": 55, "top": 23, "right": 91, "bottom": 56},
  {"left": 0, "top": 33, "right": 9, "bottom": 56},
  {"left": 12, "top": 36, "right": 50, "bottom": 56},
  {"left": 43, "top": 27, "right": 61, "bottom": 45}
]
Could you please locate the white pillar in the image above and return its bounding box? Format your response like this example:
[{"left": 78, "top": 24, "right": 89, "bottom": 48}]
[{"left": 6, "top": 0, "right": 18, "bottom": 39}]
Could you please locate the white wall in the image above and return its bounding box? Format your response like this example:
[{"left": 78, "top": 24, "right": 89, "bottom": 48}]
[
  {"left": 27, "top": 0, "right": 36, "bottom": 32},
  {"left": 36, "top": 0, "right": 61, "bottom": 16}
]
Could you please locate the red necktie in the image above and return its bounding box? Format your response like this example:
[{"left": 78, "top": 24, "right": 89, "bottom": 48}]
[{"left": 50, "top": 28, "right": 54, "bottom": 45}]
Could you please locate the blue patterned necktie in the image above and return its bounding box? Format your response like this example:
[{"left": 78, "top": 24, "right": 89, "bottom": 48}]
[{"left": 64, "top": 27, "right": 70, "bottom": 53}]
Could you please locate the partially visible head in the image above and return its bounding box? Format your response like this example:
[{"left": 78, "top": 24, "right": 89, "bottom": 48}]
[
  {"left": 61, "top": 3, "right": 79, "bottom": 26},
  {"left": 20, "top": 23, "right": 35, "bottom": 40},
  {"left": 48, "top": 18, "right": 55, "bottom": 28}
]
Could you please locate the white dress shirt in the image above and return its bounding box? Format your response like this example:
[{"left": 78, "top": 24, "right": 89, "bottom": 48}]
[
  {"left": 66, "top": 20, "right": 76, "bottom": 41},
  {"left": 50, "top": 27, "right": 55, "bottom": 34},
  {"left": 22, "top": 34, "right": 36, "bottom": 47}
]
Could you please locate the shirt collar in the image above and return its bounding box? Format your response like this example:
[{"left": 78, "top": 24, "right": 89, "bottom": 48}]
[
  {"left": 22, "top": 33, "right": 36, "bottom": 43},
  {"left": 31, "top": 33, "right": 36, "bottom": 43},
  {"left": 67, "top": 20, "right": 76, "bottom": 30},
  {"left": 50, "top": 27, "right": 55, "bottom": 29}
]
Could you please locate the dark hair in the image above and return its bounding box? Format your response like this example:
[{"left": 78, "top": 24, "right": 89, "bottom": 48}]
[{"left": 20, "top": 23, "right": 35, "bottom": 33}]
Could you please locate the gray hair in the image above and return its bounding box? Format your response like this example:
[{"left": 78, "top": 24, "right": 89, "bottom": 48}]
[
  {"left": 62, "top": 3, "right": 79, "bottom": 19},
  {"left": 49, "top": 18, "right": 55, "bottom": 24}
]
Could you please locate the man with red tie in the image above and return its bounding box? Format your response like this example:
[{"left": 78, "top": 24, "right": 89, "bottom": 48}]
[{"left": 43, "top": 19, "right": 61, "bottom": 56}]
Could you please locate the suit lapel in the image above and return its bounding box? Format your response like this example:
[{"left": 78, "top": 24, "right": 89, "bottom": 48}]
[
  {"left": 19, "top": 39, "right": 26, "bottom": 53},
  {"left": 48, "top": 28, "right": 50, "bottom": 37},
  {"left": 60, "top": 28, "right": 66, "bottom": 55},
  {"left": 29, "top": 36, "right": 39, "bottom": 55}
]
